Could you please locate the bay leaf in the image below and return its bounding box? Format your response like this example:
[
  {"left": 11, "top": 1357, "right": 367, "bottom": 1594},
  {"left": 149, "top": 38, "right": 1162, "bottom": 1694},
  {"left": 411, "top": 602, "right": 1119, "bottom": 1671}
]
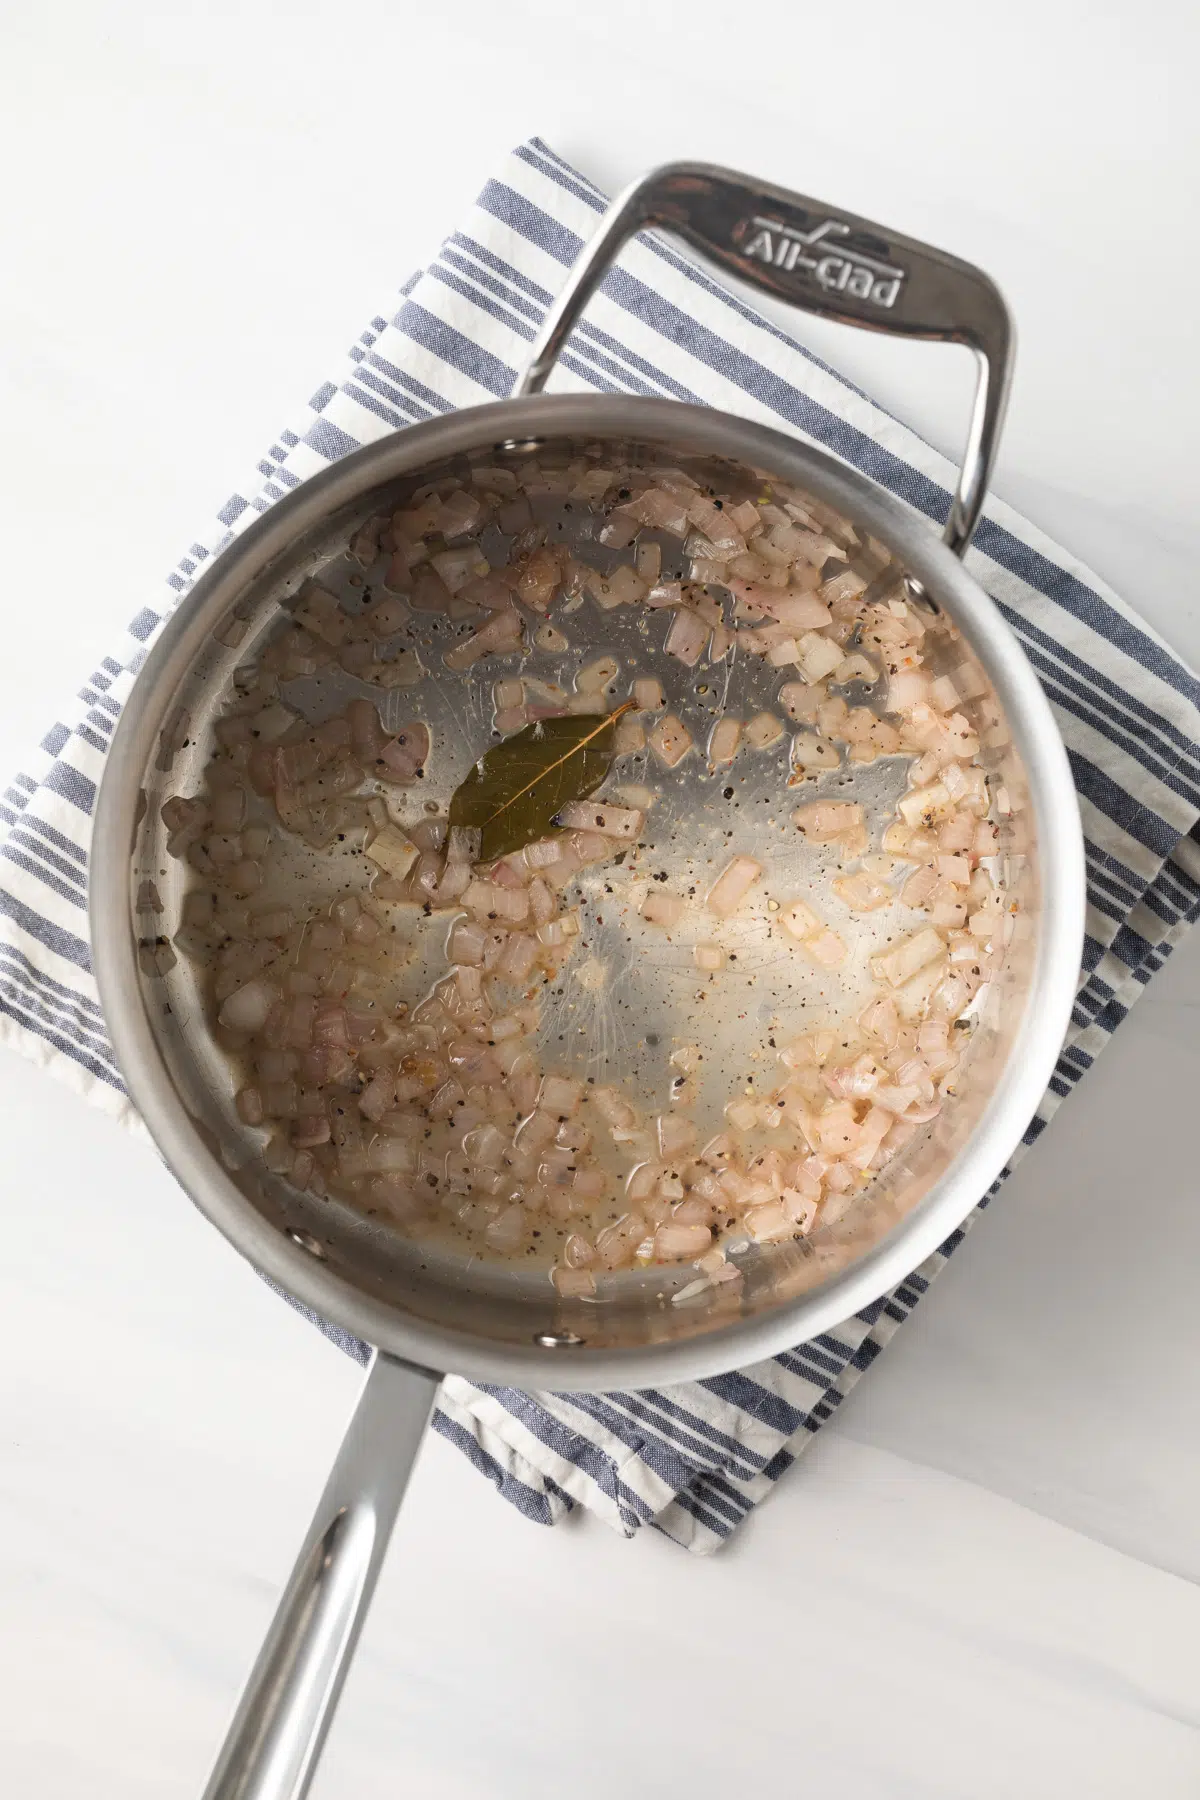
[{"left": 450, "top": 701, "right": 634, "bottom": 862}]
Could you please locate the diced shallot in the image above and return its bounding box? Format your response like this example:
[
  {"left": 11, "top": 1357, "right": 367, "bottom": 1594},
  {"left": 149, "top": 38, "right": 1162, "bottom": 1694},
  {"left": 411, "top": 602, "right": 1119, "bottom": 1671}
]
[
  {"left": 779, "top": 682, "right": 821, "bottom": 723},
  {"left": 872, "top": 927, "right": 946, "bottom": 988},
  {"left": 498, "top": 933, "right": 538, "bottom": 983},
  {"left": 556, "top": 800, "right": 643, "bottom": 840},
  {"left": 567, "top": 654, "right": 615, "bottom": 696},
  {"left": 633, "top": 677, "right": 666, "bottom": 710},
  {"left": 444, "top": 607, "right": 524, "bottom": 670},
  {"left": 790, "top": 732, "right": 841, "bottom": 773},
  {"left": 888, "top": 669, "right": 932, "bottom": 712},
  {"left": 219, "top": 979, "right": 277, "bottom": 1033},
  {"left": 641, "top": 890, "right": 685, "bottom": 928},
  {"left": 594, "top": 1211, "right": 650, "bottom": 1269},
  {"left": 745, "top": 711, "right": 784, "bottom": 749},
  {"left": 834, "top": 874, "right": 892, "bottom": 911},
  {"left": 649, "top": 714, "right": 693, "bottom": 768},
  {"left": 366, "top": 828, "right": 418, "bottom": 881},
  {"left": 898, "top": 782, "right": 955, "bottom": 829},
  {"left": 744, "top": 1201, "right": 794, "bottom": 1243},
  {"left": 665, "top": 609, "right": 709, "bottom": 667},
  {"left": 485, "top": 1204, "right": 526, "bottom": 1254},
  {"left": 552, "top": 1267, "right": 597, "bottom": 1298},
  {"left": 524, "top": 837, "right": 563, "bottom": 869},
  {"left": 706, "top": 856, "right": 762, "bottom": 918},
  {"left": 780, "top": 899, "right": 822, "bottom": 942},
  {"left": 792, "top": 801, "right": 865, "bottom": 842},
  {"left": 707, "top": 717, "right": 742, "bottom": 767},
  {"left": 654, "top": 1223, "right": 712, "bottom": 1259},
  {"left": 804, "top": 928, "right": 847, "bottom": 968},
  {"left": 448, "top": 919, "right": 487, "bottom": 966},
  {"left": 591, "top": 1086, "right": 636, "bottom": 1129},
  {"left": 540, "top": 1074, "right": 584, "bottom": 1117}
]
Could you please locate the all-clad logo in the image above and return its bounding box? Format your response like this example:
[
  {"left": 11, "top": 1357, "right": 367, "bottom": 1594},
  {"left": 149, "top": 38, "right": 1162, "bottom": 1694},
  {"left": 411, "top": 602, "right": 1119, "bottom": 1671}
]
[{"left": 737, "top": 214, "right": 906, "bottom": 308}]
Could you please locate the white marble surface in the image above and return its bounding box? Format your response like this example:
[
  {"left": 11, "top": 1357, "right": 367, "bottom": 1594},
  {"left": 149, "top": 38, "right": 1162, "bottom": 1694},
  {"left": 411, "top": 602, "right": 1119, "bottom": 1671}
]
[{"left": 2, "top": 4, "right": 1200, "bottom": 1794}]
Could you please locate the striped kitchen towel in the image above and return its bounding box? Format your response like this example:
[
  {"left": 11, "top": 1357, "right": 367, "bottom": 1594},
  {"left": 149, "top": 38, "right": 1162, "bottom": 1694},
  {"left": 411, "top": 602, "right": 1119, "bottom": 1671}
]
[{"left": 4, "top": 139, "right": 1199, "bottom": 1552}]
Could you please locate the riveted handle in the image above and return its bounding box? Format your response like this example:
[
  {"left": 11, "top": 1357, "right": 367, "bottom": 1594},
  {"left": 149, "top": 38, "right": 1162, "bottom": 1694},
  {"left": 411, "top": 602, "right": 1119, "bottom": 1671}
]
[{"left": 515, "top": 161, "right": 1014, "bottom": 559}]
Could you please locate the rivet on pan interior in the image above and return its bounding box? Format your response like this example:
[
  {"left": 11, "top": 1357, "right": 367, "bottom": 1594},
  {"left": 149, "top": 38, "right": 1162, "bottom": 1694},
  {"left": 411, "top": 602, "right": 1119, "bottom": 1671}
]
[
  {"left": 903, "top": 572, "right": 940, "bottom": 615},
  {"left": 495, "top": 437, "right": 545, "bottom": 455},
  {"left": 287, "top": 1228, "right": 327, "bottom": 1260},
  {"left": 535, "top": 1330, "right": 585, "bottom": 1348}
]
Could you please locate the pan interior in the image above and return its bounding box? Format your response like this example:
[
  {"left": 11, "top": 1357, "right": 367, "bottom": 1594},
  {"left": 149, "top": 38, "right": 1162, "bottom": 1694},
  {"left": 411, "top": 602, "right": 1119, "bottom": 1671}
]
[{"left": 125, "top": 428, "right": 1039, "bottom": 1361}]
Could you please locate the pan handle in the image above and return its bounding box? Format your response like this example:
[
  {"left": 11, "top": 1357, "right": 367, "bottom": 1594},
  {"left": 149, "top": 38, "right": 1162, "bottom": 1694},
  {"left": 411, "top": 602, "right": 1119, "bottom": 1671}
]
[
  {"left": 201, "top": 1351, "right": 439, "bottom": 1800},
  {"left": 513, "top": 161, "right": 1014, "bottom": 560}
]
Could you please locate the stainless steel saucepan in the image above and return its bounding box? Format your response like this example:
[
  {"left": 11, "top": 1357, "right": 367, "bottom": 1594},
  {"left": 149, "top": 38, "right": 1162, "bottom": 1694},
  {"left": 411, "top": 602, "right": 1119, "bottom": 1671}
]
[{"left": 90, "top": 164, "right": 1085, "bottom": 1799}]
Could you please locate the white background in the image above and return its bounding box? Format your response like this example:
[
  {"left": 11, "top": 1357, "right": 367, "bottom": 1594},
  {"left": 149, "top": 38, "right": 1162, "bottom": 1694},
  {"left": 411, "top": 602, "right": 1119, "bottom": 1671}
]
[{"left": 2, "top": 4, "right": 1199, "bottom": 1795}]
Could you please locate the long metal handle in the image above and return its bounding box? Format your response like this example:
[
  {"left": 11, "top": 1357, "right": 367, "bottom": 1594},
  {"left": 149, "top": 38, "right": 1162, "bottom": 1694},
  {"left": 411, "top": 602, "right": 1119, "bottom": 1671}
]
[
  {"left": 201, "top": 1351, "right": 439, "bottom": 1800},
  {"left": 515, "top": 161, "right": 1014, "bottom": 559}
]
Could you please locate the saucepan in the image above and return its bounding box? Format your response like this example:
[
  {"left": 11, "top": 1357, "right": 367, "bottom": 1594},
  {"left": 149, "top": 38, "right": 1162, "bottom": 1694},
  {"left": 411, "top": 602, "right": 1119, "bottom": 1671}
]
[{"left": 89, "top": 164, "right": 1085, "bottom": 1799}]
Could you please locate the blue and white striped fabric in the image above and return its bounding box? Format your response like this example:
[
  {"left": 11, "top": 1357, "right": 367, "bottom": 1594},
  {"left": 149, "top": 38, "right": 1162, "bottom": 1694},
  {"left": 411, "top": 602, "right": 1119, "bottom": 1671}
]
[{"left": 4, "top": 140, "right": 1199, "bottom": 1551}]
